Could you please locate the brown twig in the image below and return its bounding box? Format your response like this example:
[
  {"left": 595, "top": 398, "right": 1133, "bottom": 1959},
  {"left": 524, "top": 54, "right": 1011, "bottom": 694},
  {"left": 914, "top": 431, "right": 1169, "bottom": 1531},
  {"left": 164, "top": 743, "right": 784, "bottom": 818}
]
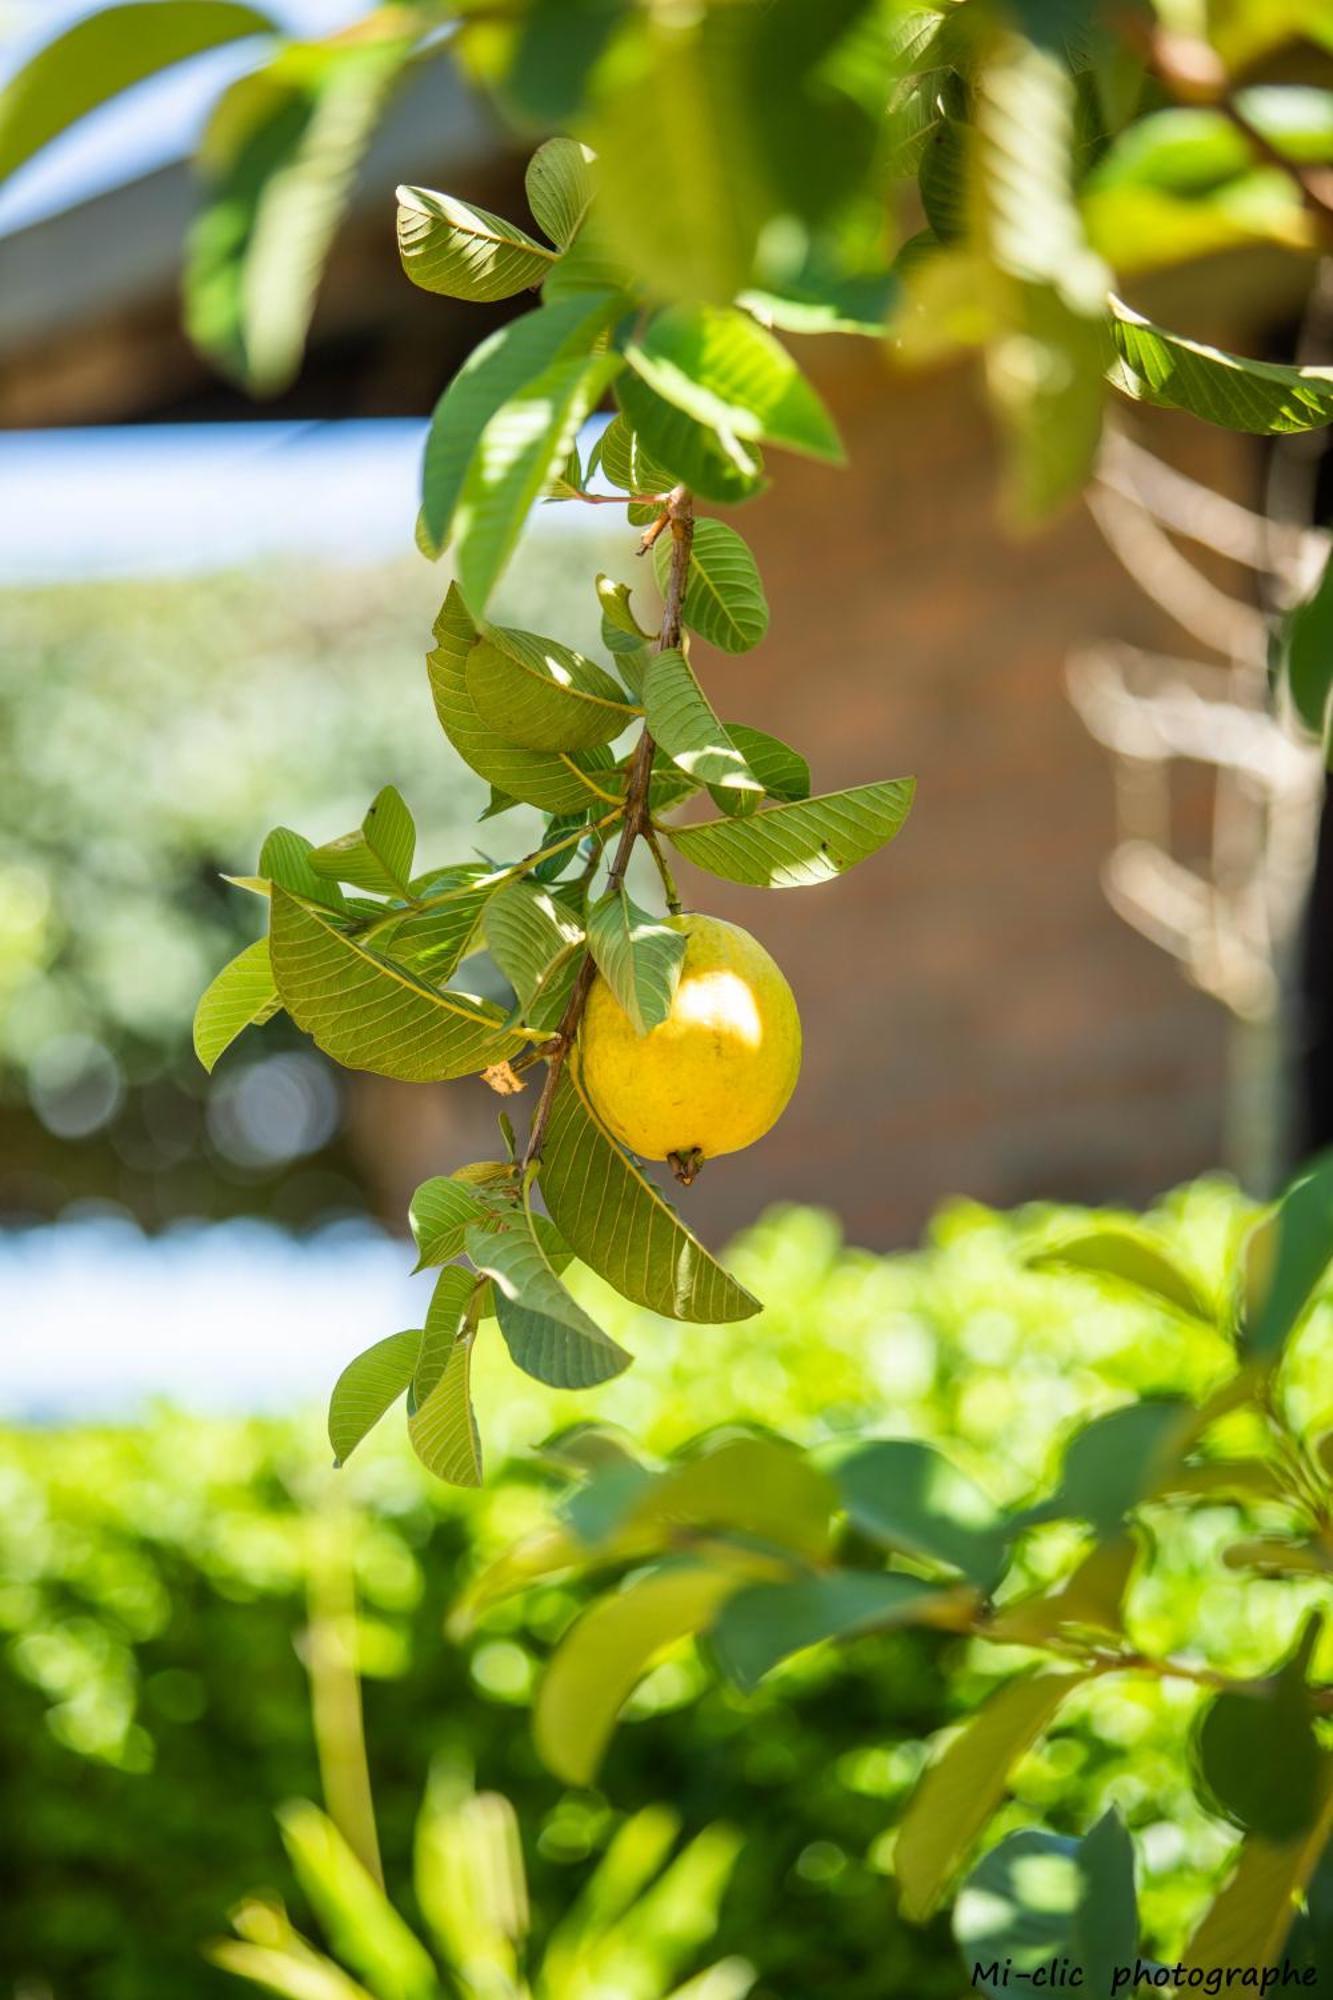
[
  {"left": 520, "top": 486, "right": 695, "bottom": 1170},
  {"left": 637, "top": 510, "right": 674, "bottom": 556},
  {"left": 562, "top": 490, "right": 673, "bottom": 508}
]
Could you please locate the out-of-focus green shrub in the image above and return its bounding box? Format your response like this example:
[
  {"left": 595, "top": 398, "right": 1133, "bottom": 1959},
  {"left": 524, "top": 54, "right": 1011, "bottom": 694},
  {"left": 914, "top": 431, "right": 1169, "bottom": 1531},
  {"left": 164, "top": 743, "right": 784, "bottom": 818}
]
[
  {"left": 214, "top": 1780, "right": 754, "bottom": 2000},
  {"left": 0, "top": 528, "right": 631, "bottom": 1226},
  {"left": 0, "top": 532, "right": 624, "bottom": 1098},
  {"left": 2, "top": 562, "right": 455, "bottom": 1097},
  {"left": 6, "top": 1179, "right": 1313, "bottom": 2000}
]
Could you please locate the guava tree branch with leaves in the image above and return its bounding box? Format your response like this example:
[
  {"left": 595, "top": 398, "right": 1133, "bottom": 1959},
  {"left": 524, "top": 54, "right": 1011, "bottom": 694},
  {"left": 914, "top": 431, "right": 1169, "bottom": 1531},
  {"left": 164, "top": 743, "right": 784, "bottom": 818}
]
[{"left": 187, "top": 110, "right": 922, "bottom": 1482}]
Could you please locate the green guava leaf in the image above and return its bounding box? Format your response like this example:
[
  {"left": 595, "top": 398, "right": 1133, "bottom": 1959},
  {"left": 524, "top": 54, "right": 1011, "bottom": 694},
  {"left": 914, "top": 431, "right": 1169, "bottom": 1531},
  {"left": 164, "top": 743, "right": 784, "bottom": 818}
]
[
  {"left": 310, "top": 784, "right": 416, "bottom": 897},
  {"left": 971, "top": 35, "right": 1109, "bottom": 522},
  {"left": 538, "top": 1069, "right": 761, "bottom": 1322},
  {"left": 396, "top": 185, "right": 556, "bottom": 299},
  {"left": 420, "top": 293, "right": 622, "bottom": 557},
  {"left": 665, "top": 779, "right": 914, "bottom": 888},
  {"left": 919, "top": 113, "right": 969, "bottom": 242},
  {"left": 270, "top": 889, "right": 524, "bottom": 1081},
  {"left": 480, "top": 880, "right": 580, "bottom": 1024},
  {"left": 1185, "top": 1760, "right": 1333, "bottom": 1978},
  {"left": 596, "top": 573, "right": 655, "bottom": 694},
  {"left": 739, "top": 278, "right": 894, "bottom": 339},
  {"left": 502, "top": 0, "right": 626, "bottom": 125},
  {"left": 259, "top": 826, "right": 346, "bottom": 912},
  {"left": 328, "top": 1328, "right": 421, "bottom": 1466},
  {"left": 1284, "top": 547, "right": 1333, "bottom": 744},
  {"left": 566, "top": 1435, "right": 836, "bottom": 1563},
  {"left": 721, "top": 726, "right": 810, "bottom": 805},
  {"left": 1242, "top": 1151, "right": 1333, "bottom": 1359},
  {"left": 465, "top": 1214, "right": 631, "bottom": 1389},
  {"left": 712, "top": 1572, "right": 952, "bottom": 1690},
  {"left": 1110, "top": 296, "right": 1333, "bottom": 433},
  {"left": 429, "top": 586, "right": 619, "bottom": 813},
  {"left": 653, "top": 516, "right": 769, "bottom": 655},
  {"left": 409, "top": 1176, "right": 494, "bottom": 1271},
  {"left": 414, "top": 1268, "right": 479, "bottom": 1401},
  {"left": 644, "top": 649, "right": 762, "bottom": 802},
  {"left": 408, "top": 1268, "right": 483, "bottom": 1487},
  {"left": 586, "top": 887, "right": 686, "bottom": 1035},
  {"left": 832, "top": 1439, "right": 1008, "bottom": 1585},
  {"left": 409, "top": 1329, "right": 482, "bottom": 1486},
  {"left": 276, "top": 1799, "right": 440, "bottom": 2000},
  {"left": 628, "top": 305, "right": 843, "bottom": 462},
  {"left": 0, "top": 0, "right": 277, "bottom": 184},
  {"left": 467, "top": 626, "right": 638, "bottom": 751},
  {"left": 524, "top": 137, "right": 597, "bottom": 249},
  {"left": 185, "top": 38, "right": 405, "bottom": 396},
  {"left": 193, "top": 938, "right": 280, "bottom": 1072},
  {"left": 1032, "top": 1400, "right": 1200, "bottom": 1533},
  {"left": 535, "top": 1563, "right": 744, "bottom": 1786},
  {"left": 454, "top": 346, "right": 624, "bottom": 614},
  {"left": 955, "top": 1815, "right": 1138, "bottom": 2000},
  {"left": 541, "top": 209, "right": 632, "bottom": 305},
  {"left": 897, "top": 1671, "right": 1093, "bottom": 1921},
  {"left": 597, "top": 414, "right": 674, "bottom": 499},
  {"left": 988, "top": 1535, "right": 1139, "bottom": 1648},
  {"left": 1195, "top": 1619, "right": 1324, "bottom": 1839},
  {"left": 377, "top": 868, "right": 496, "bottom": 980},
  {"left": 588, "top": 11, "right": 767, "bottom": 301},
  {"left": 615, "top": 371, "right": 766, "bottom": 506},
  {"left": 594, "top": 575, "right": 652, "bottom": 646},
  {"left": 1030, "top": 1224, "right": 1216, "bottom": 1322}
]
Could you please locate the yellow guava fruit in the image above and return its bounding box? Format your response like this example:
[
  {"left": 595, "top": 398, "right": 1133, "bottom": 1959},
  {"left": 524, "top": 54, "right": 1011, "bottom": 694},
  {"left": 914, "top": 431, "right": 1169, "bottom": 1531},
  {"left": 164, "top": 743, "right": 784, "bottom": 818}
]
[{"left": 579, "top": 912, "right": 801, "bottom": 1168}]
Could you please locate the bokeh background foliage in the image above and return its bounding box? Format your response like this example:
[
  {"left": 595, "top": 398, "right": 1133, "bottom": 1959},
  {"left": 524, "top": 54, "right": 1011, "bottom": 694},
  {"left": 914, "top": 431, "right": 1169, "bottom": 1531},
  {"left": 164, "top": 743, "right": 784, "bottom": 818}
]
[
  {"left": 9, "top": 1180, "right": 1333, "bottom": 2000},
  {"left": 8, "top": 0, "right": 1333, "bottom": 1991},
  {"left": 0, "top": 529, "right": 627, "bottom": 1226}
]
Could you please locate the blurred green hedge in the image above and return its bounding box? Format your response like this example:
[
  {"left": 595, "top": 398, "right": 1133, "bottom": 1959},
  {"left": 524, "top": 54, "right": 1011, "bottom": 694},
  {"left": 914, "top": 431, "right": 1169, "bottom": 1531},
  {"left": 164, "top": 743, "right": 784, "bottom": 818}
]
[
  {"left": 0, "top": 531, "right": 628, "bottom": 1227},
  {"left": 6, "top": 1182, "right": 1329, "bottom": 2000},
  {"left": 0, "top": 533, "right": 629, "bottom": 1096}
]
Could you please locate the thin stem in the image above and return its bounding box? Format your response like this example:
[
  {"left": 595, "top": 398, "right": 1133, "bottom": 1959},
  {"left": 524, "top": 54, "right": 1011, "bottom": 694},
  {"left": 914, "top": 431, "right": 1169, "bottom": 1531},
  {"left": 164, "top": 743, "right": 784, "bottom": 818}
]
[
  {"left": 1088, "top": 1648, "right": 1261, "bottom": 1695},
  {"left": 570, "top": 769, "right": 633, "bottom": 807},
  {"left": 972, "top": 1613, "right": 1333, "bottom": 1706},
  {"left": 643, "top": 823, "right": 683, "bottom": 914},
  {"left": 577, "top": 825, "right": 608, "bottom": 892},
  {"left": 357, "top": 809, "right": 624, "bottom": 947},
  {"left": 521, "top": 486, "right": 695, "bottom": 1170},
  {"left": 1110, "top": 1650, "right": 1333, "bottom": 1711},
  {"left": 458, "top": 809, "right": 625, "bottom": 901},
  {"left": 562, "top": 490, "right": 673, "bottom": 507}
]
